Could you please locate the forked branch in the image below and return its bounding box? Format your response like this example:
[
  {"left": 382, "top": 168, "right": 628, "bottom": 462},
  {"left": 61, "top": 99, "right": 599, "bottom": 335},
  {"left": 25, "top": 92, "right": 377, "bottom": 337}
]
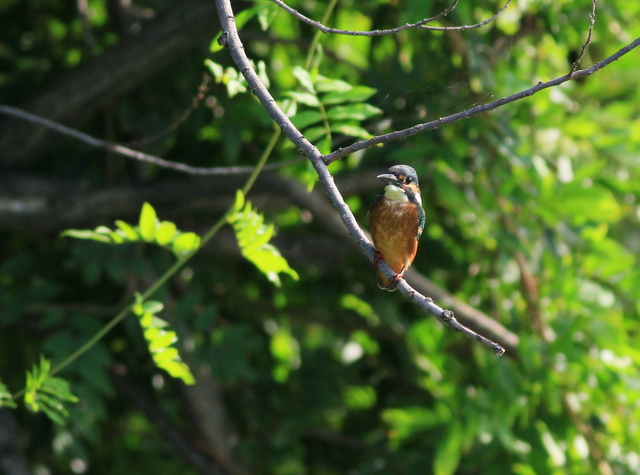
[
  {"left": 215, "top": 0, "right": 507, "bottom": 354},
  {"left": 270, "top": 0, "right": 512, "bottom": 36}
]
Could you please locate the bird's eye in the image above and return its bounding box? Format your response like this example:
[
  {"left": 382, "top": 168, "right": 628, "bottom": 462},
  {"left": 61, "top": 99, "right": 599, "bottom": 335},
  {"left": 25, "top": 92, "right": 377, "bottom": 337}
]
[{"left": 405, "top": 176, "right": 413, "bottom": 183}]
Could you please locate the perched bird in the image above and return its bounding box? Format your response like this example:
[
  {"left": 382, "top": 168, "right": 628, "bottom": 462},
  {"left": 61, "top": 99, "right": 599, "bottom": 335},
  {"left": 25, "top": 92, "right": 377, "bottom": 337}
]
[{"left": 368, "top": 165, "right": 425, "bottom": 291}]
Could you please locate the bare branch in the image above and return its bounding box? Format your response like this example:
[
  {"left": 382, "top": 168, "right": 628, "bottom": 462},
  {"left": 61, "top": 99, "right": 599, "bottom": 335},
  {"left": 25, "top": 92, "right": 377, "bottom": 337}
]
[
  {"left": 214, "top": 0, "right": 506, "bottom": 355},
  {"left": 323, "top": 35, "right": 640, "bottom": 165},
  {"left": 570, "top": 0, "right": 597, "bottom": 73},
  {"left": 270, "top": 0, "right": 511, "bottom": 36},
  {"left": 0, "top": 105, "right": 300, "bottom": 175},
  {"left": 420, "top": 0, "right": 511, "bottom": 32}
]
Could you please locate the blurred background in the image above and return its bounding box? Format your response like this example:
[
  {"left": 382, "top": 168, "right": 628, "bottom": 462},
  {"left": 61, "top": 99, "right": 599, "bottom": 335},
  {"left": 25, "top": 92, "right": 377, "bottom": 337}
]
[{"left": 1, "top": 0, "right": 639, "bottom": 473}]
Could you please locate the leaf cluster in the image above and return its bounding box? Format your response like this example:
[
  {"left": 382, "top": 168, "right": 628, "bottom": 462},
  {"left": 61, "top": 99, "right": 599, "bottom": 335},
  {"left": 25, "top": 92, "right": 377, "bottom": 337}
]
[{"left": 62, "top": 203, "right": 201, "bottom": 257}]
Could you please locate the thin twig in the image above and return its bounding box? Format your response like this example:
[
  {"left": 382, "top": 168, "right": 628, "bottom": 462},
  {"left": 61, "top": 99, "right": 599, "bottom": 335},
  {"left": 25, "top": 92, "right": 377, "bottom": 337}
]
[
  {"left": 323, "top": 35, "right": 640, "bottom": 164},
  {"left": 0, "top": 105, "right": 301, "bottom": 175},
  {"left": 570, "top": 0, "right": 597, "bottom": 73},
  {"left": 215, "top": 0, "right": 506, "bottom": 355},
  {"left": 270, "top": 0, "right": 511, "bottom": 36}
]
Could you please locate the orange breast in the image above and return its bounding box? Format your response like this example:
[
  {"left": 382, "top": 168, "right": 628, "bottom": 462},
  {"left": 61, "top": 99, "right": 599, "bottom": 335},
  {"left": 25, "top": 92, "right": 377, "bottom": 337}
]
[{"left": 369, "top": 199, "right": 420, "bottom": 288}]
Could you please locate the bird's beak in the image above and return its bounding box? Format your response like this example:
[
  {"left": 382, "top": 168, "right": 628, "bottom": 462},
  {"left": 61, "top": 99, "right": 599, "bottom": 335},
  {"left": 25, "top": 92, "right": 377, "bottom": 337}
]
[{"left": 377, "top": 173, "right": 402, "bottom": 187}]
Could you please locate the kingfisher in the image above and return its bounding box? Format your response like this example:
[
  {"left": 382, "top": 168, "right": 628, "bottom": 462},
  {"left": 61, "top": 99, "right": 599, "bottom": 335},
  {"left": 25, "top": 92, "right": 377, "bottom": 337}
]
[{"left": 368, "top": 165, "right": 425, "bottom": 291}]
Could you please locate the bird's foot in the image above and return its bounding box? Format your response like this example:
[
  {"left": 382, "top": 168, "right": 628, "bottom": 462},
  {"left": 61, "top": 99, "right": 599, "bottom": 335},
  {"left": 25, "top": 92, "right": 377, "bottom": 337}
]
[{"left": 389, "top": 269, "right": 406, "bottom": 286}]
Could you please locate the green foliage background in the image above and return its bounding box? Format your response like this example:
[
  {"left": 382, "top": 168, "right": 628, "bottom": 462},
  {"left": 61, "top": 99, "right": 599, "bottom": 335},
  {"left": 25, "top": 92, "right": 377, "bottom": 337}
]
[{"left": 1, "top": 0, "right": 639, "bottom": 473}]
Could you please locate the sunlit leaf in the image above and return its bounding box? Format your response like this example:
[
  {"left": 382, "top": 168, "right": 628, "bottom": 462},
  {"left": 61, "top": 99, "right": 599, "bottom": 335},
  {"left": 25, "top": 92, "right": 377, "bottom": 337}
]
[
  {"left": 138, "top": 202, "right": 158, "bottom": 241},
  {"left": 136, "top": 303, "right": 195, "bottom": 385},
  {"left": 293, "top": 66, "right": 315, "bottom": 93},
  {"left": 156, "top": 221, "right": 177, "bottom": 245},
  {"left": 149, "top": 331, "right": 177, "bottom": 351},
  {"left": 23, "top": 356, "right": 78, "bottom": 424},
  {"left": 171, "top": 232, "right": 201, "bottom": 255},
  {"left": 314, "top": 74, "right": 352, "bottom": 93},
  {"left": 284, "top": 91, "right": 320, "bottom": 107},
  {"left": 61, "top": 229, "right": 113, "bottom": 243},
  {"left": 141, "top": 300, "right": 164, "bottom": 315},
  {"left": 227, "top": 191, "right": 299, "bottom": 286}
]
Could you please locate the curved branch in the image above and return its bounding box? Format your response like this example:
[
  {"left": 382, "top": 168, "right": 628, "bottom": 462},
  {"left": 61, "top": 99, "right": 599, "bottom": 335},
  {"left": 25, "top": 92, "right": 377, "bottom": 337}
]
[
  {"left": 270, "top": 0, "right": 511, "bottom": 36},
  {"left": 215, "top": 0, "right": 506, "bottom": 355},
  {"left": 0, "top": 105, "right": 302, "bottom": 176},
  {"left": 323, "top": 35, "right": 640, "bottom": 164}
]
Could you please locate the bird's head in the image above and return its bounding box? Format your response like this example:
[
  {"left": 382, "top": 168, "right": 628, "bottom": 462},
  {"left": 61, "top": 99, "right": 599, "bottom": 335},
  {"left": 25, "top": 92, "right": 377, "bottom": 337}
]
[{"left": 377, "top": 165, "right": 421, "bottom": 203}]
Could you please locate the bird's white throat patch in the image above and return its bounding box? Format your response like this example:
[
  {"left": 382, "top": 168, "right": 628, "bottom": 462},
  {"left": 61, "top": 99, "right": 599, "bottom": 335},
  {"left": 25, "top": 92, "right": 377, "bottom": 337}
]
[{"left": 384, "top": 184, "right": 409, "bottom": 203}]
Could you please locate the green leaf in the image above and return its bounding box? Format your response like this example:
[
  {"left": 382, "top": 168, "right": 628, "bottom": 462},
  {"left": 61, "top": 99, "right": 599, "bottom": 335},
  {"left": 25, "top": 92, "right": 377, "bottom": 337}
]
[
  {"left": 149, "top": 331, "right": 178, "bottom": 351},
  {"left": 231, "top": 189, "right": 245, "bottom": 215},
  {"left": 158, "top": 360, "right": 195, "bottom": 384},
  {"left": 243, "top": 224, "right": 275, "bottom": 255},
  {"left": 327, "top": 103, "right": 382, "bottom": 121},
  {"left": 330, "top": 123, "right": 372, "bottom": 139},
  {"left": 256, "top": 0, "right": 279, "bottom": 30},
  {"left": 293, "top": 66, "right": 315, "bottom": 93},
  {"left": 171, "top": 232, "right": 201, "bottom": 256},
  {"left": 61, "top": 229, "right": 113, "bottom": 243},
  {"left": 24, "top": 356, "right": 78, "bottom": 424},
  {"left": 227, "top": 194, "right": 299, "bottom": 286},
  {"left": 141, "top": 300, "right": 164, "bottom": 315},
  {"left": 540, "top": 183, "right": 622, "bottom": 225},
  {"left": 153, "top": 347, "right": 179, "bottom": 363},
  {"left": 284, "top": 91, "right": 320, "bottom": 107},
  {"left": 256, "top": 60, "right": 270, "bottom": 89},
  {"left": 204, "top": 58, "right": 224, "bottom": 77},
  {"left": 322, "top": 85, "right": 377, "bottom": 104},
  {"left": 156, "top": 221, "right": 177, "bottom": 246},
  {"left": 317, "top": 136, "right": 332, "bottom": 155},
  {"left": 434, "top": 423, "right": 463, "bottom": 475},
  {"left": 137, "top": 307, "right": 195, "bottom": 385},
  {"left": 290, "top": 110, "right": 324, "bottom": 129},
  {"left": 382, "top": 407, "right": 442, "bottom": 448},
  {"left": 314, "top": 74, "right": 353, "bottom": 93},
  {"left": 226, "top": 73, "right": 248, "bottom": 97},
  {"left": 301, "top": 126, "right": 329, "bottom": 143},
  {"left": 0, "top": 380, "right": 16, "bottom": 408},
  {"left": 138, "top": 202, "right": 158, "bottom": 241},
  {"left": 106, "top": 230, "right": 125, "bottom": 244}
]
